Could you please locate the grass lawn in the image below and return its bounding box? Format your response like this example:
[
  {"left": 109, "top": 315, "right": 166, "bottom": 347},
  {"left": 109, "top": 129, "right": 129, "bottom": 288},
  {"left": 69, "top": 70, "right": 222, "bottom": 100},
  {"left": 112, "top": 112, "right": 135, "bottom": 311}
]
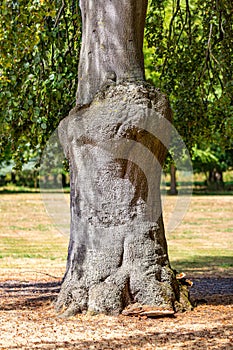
[
  {"left": 0, "top": 192, "right": 68, "bottom": 280},
  {"left": 163, "top": 195, "right": 233, "bottom": 274},
  {"left": 0, "top": 192, "right": 232, "bottom": 279}
]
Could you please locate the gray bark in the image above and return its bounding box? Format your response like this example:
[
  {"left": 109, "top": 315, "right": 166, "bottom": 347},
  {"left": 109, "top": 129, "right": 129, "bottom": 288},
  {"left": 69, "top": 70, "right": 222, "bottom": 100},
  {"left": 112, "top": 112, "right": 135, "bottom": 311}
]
[
  {"left": 77, "top": 0, "right": 147, "bottom": 105},
  {"left": 56, "top": 0, "right": 192, "bottom": 316}
]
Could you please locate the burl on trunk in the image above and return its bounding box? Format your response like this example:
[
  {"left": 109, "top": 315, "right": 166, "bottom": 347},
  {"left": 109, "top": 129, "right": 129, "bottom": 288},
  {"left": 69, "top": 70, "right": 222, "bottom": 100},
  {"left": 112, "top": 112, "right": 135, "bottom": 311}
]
[{"left": 56, "top": 0, "right": 192, "bottom": 316}]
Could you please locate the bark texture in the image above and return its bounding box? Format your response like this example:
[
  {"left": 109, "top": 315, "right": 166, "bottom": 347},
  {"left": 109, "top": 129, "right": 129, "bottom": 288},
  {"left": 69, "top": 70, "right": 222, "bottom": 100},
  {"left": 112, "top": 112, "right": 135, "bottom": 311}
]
[
  {"left": 57, "top": 83, "right": 191, "bottom": 316},
  {"left": 56, "top": 0, "right": 192, "bottom": 316},
  {"left": 77, "top": 0, "right": 148, "bottom": 105}
]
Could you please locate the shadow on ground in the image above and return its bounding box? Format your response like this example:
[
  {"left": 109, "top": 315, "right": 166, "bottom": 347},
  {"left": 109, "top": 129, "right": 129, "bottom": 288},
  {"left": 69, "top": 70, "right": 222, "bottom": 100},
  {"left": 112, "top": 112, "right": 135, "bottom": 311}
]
[
  {"left": 0, "top": 281, "right": 61, "bottom": 310},
  {"left": 0, "top": 274, "right": 232, "bottom": 311},
  {"left": 190, "top": 276, "right": 233, "bottom": 306},
  {"left": 4, "top": 324, "right": 233, "bottom": 350}
]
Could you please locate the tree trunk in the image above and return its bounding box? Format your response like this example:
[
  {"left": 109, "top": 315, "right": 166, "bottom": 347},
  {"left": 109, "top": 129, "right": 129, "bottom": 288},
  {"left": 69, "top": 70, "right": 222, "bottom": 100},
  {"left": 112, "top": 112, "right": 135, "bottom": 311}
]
[
  {"left": 11, "top": 171, "right": 16, "bottom": 184},
  {"left": 169, "top": 164, "right": 178, "bottom": 195},
  {"left": 56, "top": 0, "right": 192, "bottom": 317},
  {"left": 76, "top": 0, "right": 147, "bottom": 105},
  {"left": 208, "top": 169, "right": 224, "bottom": 190},
  {"left": 62, "top": 172, "right": 68, "bottom": 188}
]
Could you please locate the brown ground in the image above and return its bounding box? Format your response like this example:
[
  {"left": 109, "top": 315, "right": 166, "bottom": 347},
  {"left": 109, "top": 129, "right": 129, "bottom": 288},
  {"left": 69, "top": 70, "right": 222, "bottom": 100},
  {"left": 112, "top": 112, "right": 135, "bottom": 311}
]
[
  {"left": 0, "top": 193, "right": 232, "bottom": 349},
  {"left": 0, "top": 272, "right": 232, "bottom": 350}
]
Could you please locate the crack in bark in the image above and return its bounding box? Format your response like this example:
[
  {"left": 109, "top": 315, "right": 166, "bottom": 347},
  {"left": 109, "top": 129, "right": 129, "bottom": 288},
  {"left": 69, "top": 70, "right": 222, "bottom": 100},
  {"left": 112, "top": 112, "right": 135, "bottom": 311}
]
[{"left": 117, "top": 239, "right": 125, "bottom": 269}]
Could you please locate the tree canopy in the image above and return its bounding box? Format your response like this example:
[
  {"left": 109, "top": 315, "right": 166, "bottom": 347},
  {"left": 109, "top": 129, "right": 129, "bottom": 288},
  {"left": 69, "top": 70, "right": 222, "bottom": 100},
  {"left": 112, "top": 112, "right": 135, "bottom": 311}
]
[
  {"left": 1, "top": 0, "right": 232, "bottom": 167},
  {"left": 145, "top": 0, "right": 233, "bottom": 151},
  {"left": 0, "top": 0, "right": 81, "bottom": 167}
]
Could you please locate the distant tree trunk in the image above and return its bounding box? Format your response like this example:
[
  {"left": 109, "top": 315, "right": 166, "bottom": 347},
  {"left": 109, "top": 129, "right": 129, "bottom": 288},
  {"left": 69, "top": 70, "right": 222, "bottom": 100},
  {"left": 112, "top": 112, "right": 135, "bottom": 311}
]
[
  {"left": 169, "top": 164, "right": 178, "bottom": 195},
  {"left": 62, "top": 173, "right": 68, "bottom": 188},
  {"left": 208, "top": 169, "right": 224, "bottom": 190},
  {"left": 33, "top": 170, "right": 39, "bottom": 189},
  {"left": 11, "top": 171, "right": 16, "bottom": 184},
  {"left": 56, "top": 0, "right": 192, "bottom": 316},
  {"left": 208, "top": 169, "right": 223, "bottom": 183}
]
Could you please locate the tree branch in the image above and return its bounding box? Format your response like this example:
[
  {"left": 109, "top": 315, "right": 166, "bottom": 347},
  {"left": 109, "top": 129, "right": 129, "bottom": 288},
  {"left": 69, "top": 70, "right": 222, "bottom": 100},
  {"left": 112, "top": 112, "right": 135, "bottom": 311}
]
[{"left": 54, "top": 0, "right": 66, "bottom": 28}]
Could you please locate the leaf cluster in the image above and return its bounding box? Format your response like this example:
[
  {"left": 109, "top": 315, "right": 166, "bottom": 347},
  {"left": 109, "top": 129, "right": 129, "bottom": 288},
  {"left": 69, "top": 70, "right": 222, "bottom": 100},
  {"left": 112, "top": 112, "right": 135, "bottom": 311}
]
[
  {"left": 0, "top": 0, "right": 81, "bottom": 167},
  {"left": 145, "top": 0, "right": 233, "bottom": 152}
]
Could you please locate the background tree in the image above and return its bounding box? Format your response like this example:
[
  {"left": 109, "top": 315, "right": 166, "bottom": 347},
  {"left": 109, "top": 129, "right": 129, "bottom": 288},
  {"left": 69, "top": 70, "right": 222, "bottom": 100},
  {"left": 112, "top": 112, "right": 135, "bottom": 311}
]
[
  {"left": 0, "top": 0, "right": 81, "bottom": 167},
  {"left": 144, "top": 0, "right": 233, "bottom": 193},
  {"left": 145, "top": 0, "right": 233, "bottom": 151},
  {"left": 192, "top": 141, "right": 233, "bottom": 187}
]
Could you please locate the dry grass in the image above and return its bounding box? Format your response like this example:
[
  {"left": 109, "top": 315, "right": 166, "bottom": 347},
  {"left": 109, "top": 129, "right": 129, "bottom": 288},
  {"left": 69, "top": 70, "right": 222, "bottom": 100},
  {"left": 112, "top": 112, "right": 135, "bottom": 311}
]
[
  {"left": 163, "top": 195, "right": 233, "bottom": 274},
  {"left": 0, "top": 193, "right": 232, "bottom": 349}
]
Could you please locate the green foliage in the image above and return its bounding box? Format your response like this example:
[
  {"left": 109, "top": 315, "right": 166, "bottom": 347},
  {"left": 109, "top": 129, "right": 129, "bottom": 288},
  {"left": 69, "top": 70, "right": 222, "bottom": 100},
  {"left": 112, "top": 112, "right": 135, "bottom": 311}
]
[
  {"left": 192, "top": 144, "right": 218, "bottom": 165},
  {"left": 1, "top": 0, "right": 232, "bottom": 172},
  {"left": 145, "top": 0, "right": 233, "bottom": 151},
  {"left": 0, "top": 0, "right": 81, "bottom": 167},
  {"left": 192, "top": 142, "right": 233, "bottom": 176},
  {"left": 191, "top": 144, "right": 219, "bottom": 175}
]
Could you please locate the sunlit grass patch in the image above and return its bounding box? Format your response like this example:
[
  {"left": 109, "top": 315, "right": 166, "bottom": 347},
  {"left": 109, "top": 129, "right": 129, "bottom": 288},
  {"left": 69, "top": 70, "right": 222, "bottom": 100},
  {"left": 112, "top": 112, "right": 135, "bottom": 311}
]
[{"left": 0, "top": 193, "right": 232, "bottom": 277}]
